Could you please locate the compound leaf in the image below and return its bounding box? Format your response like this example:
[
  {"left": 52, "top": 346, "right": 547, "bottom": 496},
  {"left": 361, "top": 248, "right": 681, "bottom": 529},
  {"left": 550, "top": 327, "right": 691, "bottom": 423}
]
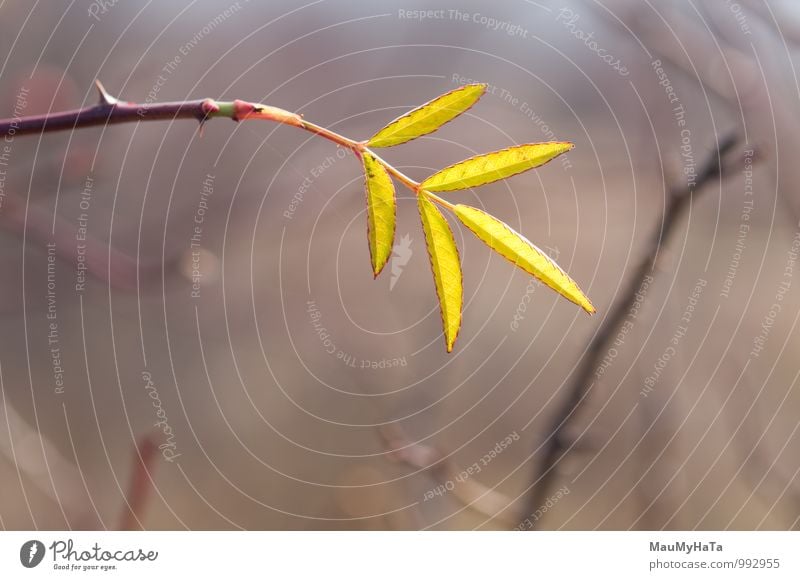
[
  {"left": 367, "top": 84, "right": 486, "bottom": 148},
  {"left": 454, "top": 204, "right": 594, "bottom": 314},
  {"left": 421, "top": 142, "right": 573, "bottom": 192},
  {"left": 418, "top": 193, "right": 463, "bottom": 352},
  {"left": 362, "top": 151, "right": 396, "bottom": 276}
]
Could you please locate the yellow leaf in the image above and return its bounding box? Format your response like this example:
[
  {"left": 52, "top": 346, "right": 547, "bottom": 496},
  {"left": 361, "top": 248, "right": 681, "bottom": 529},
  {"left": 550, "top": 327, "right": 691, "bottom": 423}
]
[
  {"left": 421, "top": 142, "right": 573, "bottom": 192},
  {"left": 362, "top": 151, "right": 396, "bottom": 276},
  {"left": 418, "top": 193, "right": 463, "bottom": 352},
  {"left": 367, "top": 84, "right": 486, "bottom": 148},
  {"left": 454, "top": 204, "right": 595, "bottom": 314}
]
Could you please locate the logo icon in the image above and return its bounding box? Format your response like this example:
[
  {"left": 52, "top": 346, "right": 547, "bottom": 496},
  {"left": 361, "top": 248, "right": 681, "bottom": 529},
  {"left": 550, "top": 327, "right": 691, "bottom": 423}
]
[
  {"left": 390, "top": 234, "right": 413, "bottom": 290},
  {"left": 20, "top": 540, "right": 45, "bottom": 568}
]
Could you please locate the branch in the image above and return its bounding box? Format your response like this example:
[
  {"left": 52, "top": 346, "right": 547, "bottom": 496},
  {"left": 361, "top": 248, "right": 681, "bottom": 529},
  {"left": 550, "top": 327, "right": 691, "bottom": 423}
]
[
  {"left": 0, "top": 80, "right": 307, "bottom": 138},
  {"left": 118, "top": 432, "right": 160, "bottom": 531},
  {"left": 520, "top": 134, "right": 740, "bottom": 529},
  {"left": 0, "top": 80, "right": 365, "bottom": 292},
  {"left": 0, "top": 81, "right": 418, "bottom": 209},
  {"left": 0, "top": 190, "right": 168, "bottom": 290},
  {"left": 1, "top": 80, "right": 593, "bottom": 355}
]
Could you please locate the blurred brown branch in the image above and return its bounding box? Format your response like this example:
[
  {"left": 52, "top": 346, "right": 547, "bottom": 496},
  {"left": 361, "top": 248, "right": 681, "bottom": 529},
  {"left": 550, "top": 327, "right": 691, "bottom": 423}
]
[
  {"left": 118, "top": 432, "right": 159, "bottom": 531},
  {"left": 600, "top": 0, "right": 800, "bottom": 221},
  {"left": 521, "top": 133, "right": 741, "bottom": 529},
  {"left": 0, "top": 190, "right": 168, "bottom": 290}
]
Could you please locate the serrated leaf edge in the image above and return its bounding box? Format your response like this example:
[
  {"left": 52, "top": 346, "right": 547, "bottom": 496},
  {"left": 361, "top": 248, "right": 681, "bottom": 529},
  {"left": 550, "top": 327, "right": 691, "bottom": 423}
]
[
  {"left": 367, "top": 83, "right": 487, "bottom": 148},
  {"left": 418, "top": 193, "right": 463, "bottom": 352},
  {"left": 362, "top": 151, "right": 397, "bottom": 277},
  {"left": 454, "top": 204, "right": 595, "bottom": 314},
  {"left": 421, "top": 141, "right": 574, "bottom": 192}
]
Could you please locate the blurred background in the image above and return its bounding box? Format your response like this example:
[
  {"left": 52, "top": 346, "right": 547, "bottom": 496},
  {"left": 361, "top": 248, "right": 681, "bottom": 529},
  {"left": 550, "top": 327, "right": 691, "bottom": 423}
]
[{"left": 0, "top": 0, "right": 798, "bottom": 530}]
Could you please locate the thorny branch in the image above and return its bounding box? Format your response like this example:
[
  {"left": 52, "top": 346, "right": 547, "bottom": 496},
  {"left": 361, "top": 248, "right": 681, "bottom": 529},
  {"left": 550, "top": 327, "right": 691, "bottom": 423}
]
[
  {"left": 521, "top": 134, "right": 741, "bottom": 529},
  {"left": 0, "top": 81, "right": 490, "bottom": 212}
]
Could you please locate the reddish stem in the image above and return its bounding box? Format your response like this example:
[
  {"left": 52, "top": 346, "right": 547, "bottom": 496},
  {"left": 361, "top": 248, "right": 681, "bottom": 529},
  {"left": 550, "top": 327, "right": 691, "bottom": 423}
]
[{"left": 118, "top": 433, "right": 159, "bottom": 531}]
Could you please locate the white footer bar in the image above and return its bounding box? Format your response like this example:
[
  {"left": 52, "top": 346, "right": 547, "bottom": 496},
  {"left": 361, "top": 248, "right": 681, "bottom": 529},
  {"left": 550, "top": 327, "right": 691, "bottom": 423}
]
[{"left": 1, "top": 531, "right": 798, "bottom": 578}]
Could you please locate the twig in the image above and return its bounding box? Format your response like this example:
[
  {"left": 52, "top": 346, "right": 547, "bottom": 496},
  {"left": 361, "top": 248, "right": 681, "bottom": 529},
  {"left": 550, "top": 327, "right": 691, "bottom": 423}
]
[
  {"left": 0, "top": 79, "right": 370, "bottom": 292},
  {"left": 1, "top": 82, "right": 219, "bottom": 137},
  {"left": 520, "top": 134, "right": 740, "bottom": 529},
  {"left": 0, "top": 81, "right": 448, "bottom": 223},
  {"left": 0, "top": 80, "right": 492, "bottom": 216},
  {"left": 118, "top": 432, "right": 159, "bottom": 531}
]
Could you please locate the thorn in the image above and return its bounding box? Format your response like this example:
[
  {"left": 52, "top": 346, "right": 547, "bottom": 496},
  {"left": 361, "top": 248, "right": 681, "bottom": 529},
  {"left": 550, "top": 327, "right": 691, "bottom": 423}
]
[{"left": 95, "top": 80, "right": 118, "bottom": 106}]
